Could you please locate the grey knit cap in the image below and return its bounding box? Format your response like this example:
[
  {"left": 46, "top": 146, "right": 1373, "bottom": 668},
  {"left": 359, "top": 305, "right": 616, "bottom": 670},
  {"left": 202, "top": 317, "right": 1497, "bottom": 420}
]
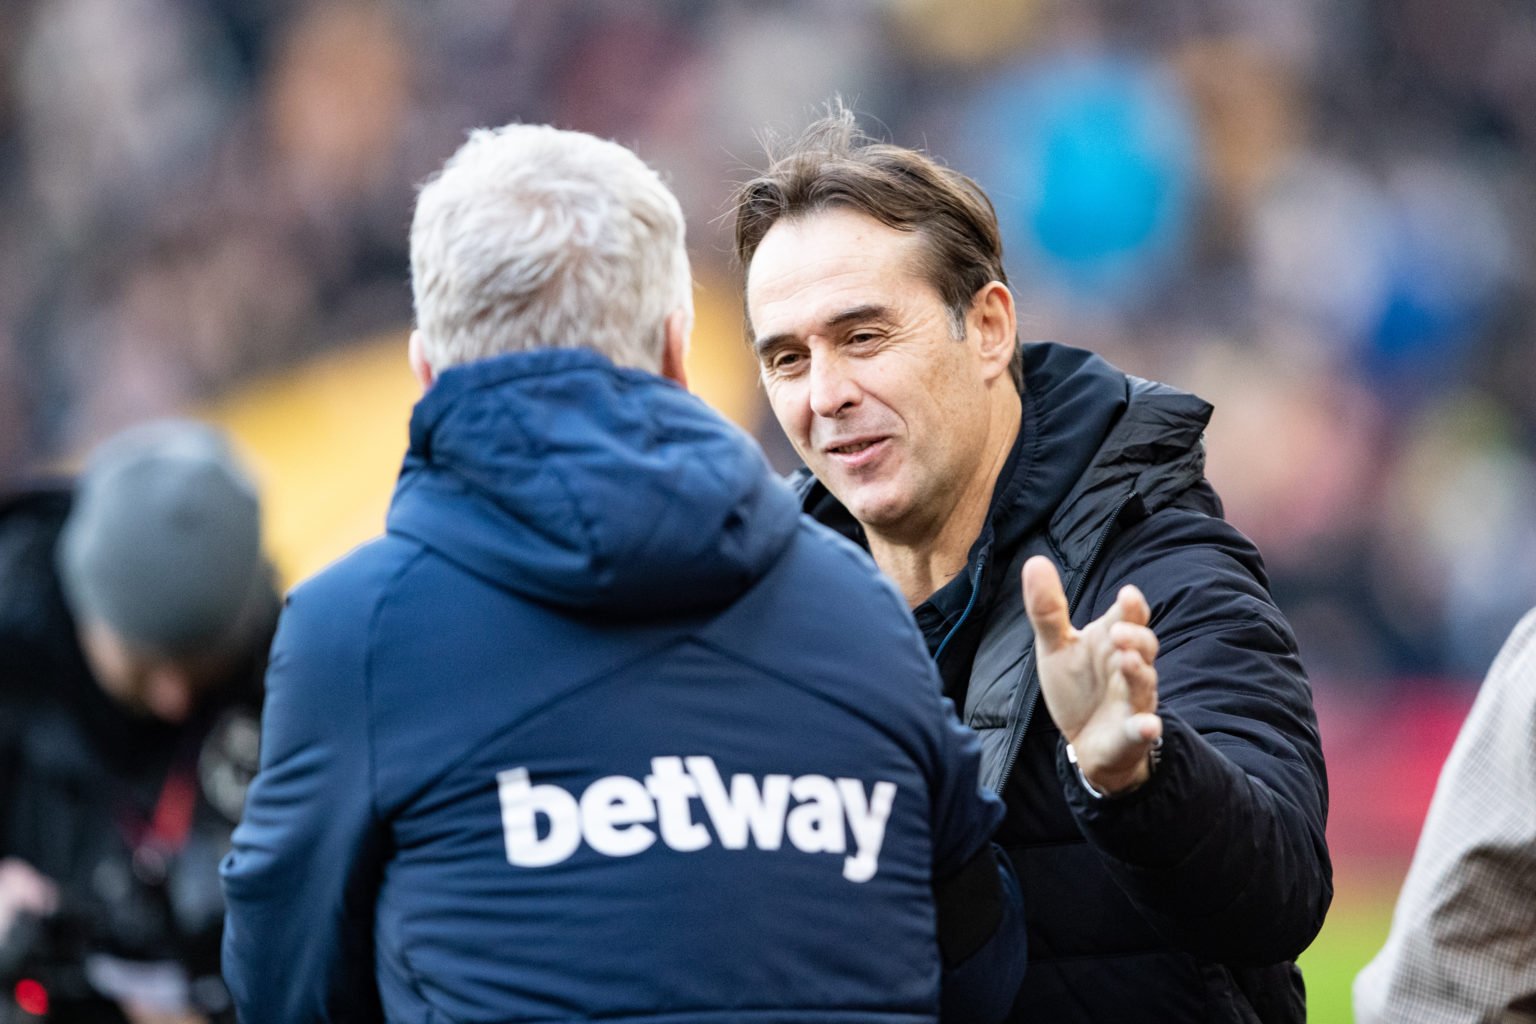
[{"left": 57, "top": 420, "right": 266, "bottom": 658}]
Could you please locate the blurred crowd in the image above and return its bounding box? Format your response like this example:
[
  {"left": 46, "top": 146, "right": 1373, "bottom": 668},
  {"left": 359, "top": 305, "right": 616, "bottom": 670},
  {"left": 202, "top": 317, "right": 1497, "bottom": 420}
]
[{"left": 1, "top": 0, "right": 1533, "bottom": 684}]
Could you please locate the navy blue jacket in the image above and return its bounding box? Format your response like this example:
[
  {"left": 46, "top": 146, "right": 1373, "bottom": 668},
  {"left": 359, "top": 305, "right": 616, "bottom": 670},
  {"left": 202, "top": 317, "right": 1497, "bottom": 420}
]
[
  {"left": 220, "top": 349, "right": 1022, "bottom": 1024},
  {"left": 801, "top": 343, "right": 1332, "bottom": 1022}
]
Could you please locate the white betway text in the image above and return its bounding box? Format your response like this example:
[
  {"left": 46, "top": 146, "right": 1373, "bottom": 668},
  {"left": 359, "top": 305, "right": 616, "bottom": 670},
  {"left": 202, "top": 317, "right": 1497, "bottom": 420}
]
[{"left": 496, "top": 756, "right": 898, "bottom": 883}]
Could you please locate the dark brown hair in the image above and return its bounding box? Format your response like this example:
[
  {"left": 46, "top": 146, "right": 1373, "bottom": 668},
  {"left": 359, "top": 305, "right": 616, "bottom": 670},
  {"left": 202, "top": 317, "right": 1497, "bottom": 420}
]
[{"left": 731, "top": 103, "right": 1022, "bottom": 390}]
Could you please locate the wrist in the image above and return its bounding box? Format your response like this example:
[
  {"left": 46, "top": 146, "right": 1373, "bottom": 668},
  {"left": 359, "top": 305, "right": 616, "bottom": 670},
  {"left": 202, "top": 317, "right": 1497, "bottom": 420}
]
[{"left": 1067, "top": 736, "right": 1163, "bottom": 799}]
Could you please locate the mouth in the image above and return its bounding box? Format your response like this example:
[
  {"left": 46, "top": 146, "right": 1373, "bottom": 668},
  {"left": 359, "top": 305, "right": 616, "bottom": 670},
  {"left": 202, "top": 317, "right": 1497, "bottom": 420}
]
[{"left": 822, "top": 436, "right": 890, "bottom": 469}]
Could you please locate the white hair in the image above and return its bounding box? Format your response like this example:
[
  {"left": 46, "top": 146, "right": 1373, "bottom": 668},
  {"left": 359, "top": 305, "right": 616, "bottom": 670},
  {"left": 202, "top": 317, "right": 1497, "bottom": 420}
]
[{"left": 410, "top": 124, "right": 692, "bottom": 373}]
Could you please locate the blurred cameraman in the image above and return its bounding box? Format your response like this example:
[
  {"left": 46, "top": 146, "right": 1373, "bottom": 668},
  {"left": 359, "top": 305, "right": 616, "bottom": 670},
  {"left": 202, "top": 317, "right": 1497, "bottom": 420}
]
[{"left": 0, "top": 421, "right": 277, "bottom": 1024}]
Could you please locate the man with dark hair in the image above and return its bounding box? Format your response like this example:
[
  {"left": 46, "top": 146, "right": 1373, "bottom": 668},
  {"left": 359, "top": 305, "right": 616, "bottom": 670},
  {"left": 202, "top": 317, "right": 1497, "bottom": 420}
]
[
  {"left": 732, "top": 106, "right": 1331, "bottom": 1022},
  {"left": 0, "top": 419, "right": 276, "bottom": 1023},
  {"left": 220, "top": 124, "right": 1024, "bottom": 1024}
]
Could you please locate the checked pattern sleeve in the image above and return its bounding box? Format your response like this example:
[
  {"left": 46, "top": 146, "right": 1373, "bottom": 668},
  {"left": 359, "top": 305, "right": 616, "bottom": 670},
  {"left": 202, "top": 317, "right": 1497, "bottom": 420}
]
[{"left": 1354, "top": 608, "right": 1536, "bottom": 1024}]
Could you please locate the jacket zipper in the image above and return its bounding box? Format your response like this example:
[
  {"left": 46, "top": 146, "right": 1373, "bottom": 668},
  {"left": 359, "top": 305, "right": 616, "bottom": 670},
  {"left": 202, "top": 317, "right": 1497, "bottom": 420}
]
[
  {"left": 933, "top": 549, "right": 988, "bottom": 668},
  {"left": 993, "top": 491, "right": 1138, "bottom": 794}
]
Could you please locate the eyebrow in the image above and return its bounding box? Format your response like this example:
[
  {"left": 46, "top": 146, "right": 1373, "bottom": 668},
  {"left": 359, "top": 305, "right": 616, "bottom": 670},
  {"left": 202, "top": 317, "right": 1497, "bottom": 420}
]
[{"left": 752, "top": 304, "right": 896, "bottom": 358}]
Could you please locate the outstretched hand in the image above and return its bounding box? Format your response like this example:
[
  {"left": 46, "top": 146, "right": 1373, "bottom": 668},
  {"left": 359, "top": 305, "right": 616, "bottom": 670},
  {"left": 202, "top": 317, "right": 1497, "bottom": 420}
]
[{"left": 1023, "top": 556, "right": 1162, "bottom": 796}]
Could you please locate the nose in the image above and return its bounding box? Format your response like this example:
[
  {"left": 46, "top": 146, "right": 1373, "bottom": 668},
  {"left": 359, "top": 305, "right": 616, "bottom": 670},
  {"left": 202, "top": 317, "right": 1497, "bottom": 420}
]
[
  {"left": 807, "top": 350, "right": 860, "bottom": 419},
  {"left": 143, "top": 665, "right": 196, "bottom": 723}
]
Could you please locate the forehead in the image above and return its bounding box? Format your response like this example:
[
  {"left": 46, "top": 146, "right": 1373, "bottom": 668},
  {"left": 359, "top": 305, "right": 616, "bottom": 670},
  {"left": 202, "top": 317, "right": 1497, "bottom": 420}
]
[{"left": 745, "top": 208, "right": 933, "bottom": 335}]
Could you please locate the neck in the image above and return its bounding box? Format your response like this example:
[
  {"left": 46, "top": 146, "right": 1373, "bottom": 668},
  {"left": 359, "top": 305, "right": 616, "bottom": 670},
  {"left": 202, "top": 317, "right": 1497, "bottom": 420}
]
[{"left": 867, "top": 391, "right": 1022, "bottom": 608}]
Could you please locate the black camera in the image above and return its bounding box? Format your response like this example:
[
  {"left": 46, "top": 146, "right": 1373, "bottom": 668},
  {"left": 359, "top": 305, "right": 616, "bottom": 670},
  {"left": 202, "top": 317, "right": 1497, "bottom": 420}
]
[
  {"left": 0, "top": 707, "right": 260, "bottom": 1024},
  {"left": 0, "top": 871, "right": 234, "bottom": 1023}
]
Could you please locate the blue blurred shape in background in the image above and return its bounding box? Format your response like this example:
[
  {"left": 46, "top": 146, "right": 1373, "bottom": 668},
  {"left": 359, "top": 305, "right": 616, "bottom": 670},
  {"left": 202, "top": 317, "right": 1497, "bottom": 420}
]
[{"left": 965, "top": 51, "right": 1200, "bottom": 306}]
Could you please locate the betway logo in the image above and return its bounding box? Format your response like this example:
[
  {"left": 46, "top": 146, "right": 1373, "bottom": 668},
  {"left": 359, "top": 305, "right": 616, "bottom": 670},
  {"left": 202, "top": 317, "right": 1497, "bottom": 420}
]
[{"left": 497, "top": 756, "right": 897, "bottom": 883}]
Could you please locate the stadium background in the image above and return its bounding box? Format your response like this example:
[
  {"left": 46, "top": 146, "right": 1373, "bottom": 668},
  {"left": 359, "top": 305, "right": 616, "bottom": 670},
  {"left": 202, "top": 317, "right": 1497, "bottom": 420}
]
[{"left": 3, "top": 1, "right": 1534, "bottom": 1019}]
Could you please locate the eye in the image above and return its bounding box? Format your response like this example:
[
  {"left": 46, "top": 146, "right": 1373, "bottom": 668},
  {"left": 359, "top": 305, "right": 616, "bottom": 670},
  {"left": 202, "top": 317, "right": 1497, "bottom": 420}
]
[{"left": 767, "top": 349, "right": 806, "bottom": 375}]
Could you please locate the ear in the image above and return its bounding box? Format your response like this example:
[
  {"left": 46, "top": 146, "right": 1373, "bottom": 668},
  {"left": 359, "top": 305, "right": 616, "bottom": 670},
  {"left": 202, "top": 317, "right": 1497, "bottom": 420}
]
[
  {"left": 408, "top": 330, "right": 435, "bottom": 392},
  {"left": 659, "top": 308, "right": 691, "bottom": 389},
  {"left": 968, "top": 282, "right": 1017, "bottom": 383}
]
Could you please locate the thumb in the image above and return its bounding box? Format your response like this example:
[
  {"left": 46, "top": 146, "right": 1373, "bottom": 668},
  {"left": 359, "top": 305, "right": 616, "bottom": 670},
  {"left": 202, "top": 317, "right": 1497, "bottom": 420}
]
[{"left": 1023, "top": 555, "right": 1073, "bottom": 654}]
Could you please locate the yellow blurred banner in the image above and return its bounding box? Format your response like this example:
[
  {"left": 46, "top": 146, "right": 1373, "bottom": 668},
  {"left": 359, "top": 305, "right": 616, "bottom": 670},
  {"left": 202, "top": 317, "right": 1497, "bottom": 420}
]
[{"left": 204, "top": 277, "right": 760, "bottom": 587}]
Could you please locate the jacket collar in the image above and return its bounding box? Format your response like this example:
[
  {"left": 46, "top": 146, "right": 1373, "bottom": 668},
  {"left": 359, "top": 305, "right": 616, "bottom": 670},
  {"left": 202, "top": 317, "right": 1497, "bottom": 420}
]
[{"left": 797, "top": 340, "right": 1215, "bottom": 586}]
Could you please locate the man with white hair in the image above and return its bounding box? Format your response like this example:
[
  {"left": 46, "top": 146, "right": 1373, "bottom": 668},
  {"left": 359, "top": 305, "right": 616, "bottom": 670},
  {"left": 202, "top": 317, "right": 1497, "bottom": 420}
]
[{"left": 220, "top": 124, "right": 1024, "bottom": 1024}]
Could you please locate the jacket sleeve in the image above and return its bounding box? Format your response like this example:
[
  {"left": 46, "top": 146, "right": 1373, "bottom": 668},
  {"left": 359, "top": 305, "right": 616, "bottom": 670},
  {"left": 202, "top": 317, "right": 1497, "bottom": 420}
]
[
  {"left": 1353, "top": 609, "right": 1536, "bottom": 1023},
  {"left": 220, "top": 582, "right": 385, "bottom": 1023},
  {"left": 1056, "top": 509, "right": 1331, "bottom": 966},
  {"left": 926, "top": 689, "right": 1027, "bottom": 1022}
]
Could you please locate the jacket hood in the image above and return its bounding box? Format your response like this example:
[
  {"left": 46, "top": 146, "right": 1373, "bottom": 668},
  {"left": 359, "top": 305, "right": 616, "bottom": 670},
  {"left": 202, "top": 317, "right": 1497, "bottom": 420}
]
[
  {"left": 996, "top": 342, "right": 1214, "bottom": 561},
  {"left": 800, "top": 342, "right": 1214, "bottom": 565},
  {"left": 387, "top": 348, "right": 800, "bottom": 617}
]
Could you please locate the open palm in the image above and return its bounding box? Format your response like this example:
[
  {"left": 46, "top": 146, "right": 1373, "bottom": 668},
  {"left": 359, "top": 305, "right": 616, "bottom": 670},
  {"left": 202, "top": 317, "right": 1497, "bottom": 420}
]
[{"left": 1023, "top": 556, "right": 1163, "bottom": 795}]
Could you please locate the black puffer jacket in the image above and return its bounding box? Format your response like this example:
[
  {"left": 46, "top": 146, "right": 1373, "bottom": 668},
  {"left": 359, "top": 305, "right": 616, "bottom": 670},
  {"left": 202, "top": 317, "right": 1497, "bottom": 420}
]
[{"left": 800, "top": 343, "right": 1331, "bottom": 1022}]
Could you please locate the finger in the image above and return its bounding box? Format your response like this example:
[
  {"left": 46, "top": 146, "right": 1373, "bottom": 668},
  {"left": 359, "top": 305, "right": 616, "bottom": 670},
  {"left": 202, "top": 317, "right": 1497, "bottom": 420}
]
[
  {"left": 1116, "top": 584, "right": 1150, "bottom": 628},
  {"left": 1109, "top": 622, "right": 1159, "bottom": 664},
  {"left": 1023, "top": 556, "right": 1074, "bottom": 654},
  {"left": 1123, "top": 712, "right": 1164, "bottom": 745},
  {"left": 1119, "top": 649, "right": 1159, "bottom": 712},
  {"left": 1088, "top": 583, "right": 1147, "bottom": 637},
  {"left": 1094, "top": 635, "right": 1125, "bottom": 695}
]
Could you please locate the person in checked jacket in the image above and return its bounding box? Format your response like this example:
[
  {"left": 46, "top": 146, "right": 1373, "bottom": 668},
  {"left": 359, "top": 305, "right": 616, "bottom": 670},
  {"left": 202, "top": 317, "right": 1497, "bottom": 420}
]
[{"left": 1355, "top": 608, "right": 1536, "bottom": 1023}]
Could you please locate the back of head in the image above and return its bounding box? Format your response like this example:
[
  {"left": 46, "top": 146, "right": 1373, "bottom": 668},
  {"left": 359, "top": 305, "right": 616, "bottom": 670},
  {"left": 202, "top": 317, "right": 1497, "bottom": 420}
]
[
  {"left": 410, "top": 124, "right": 693, "bottom": 374},
  {"left": 730, "top": 102, "right": 1022, "bottom": 389},
  {"left": 57, "top": 419, "right": 267, "bottom": 658}
]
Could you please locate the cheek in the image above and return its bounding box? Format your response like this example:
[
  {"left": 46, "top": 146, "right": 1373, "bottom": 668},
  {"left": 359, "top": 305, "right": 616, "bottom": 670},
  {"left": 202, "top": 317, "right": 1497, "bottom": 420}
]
[
  {"left": 764, "top": 381, "right": 811, "bottom": 439},
  {"left": 906, "top": 358, "right": 977, "bottom": 425},
  {"left": 84, "top": 640, "right": 138, "bottom": 700}
]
